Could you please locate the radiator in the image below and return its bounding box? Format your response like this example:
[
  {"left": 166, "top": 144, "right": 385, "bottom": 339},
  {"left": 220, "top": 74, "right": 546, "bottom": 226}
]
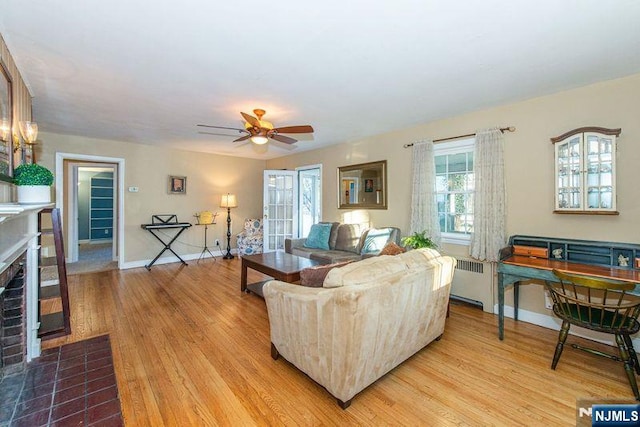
[{"left": 450, "top": 258, "right": 494, "bottom": 313}]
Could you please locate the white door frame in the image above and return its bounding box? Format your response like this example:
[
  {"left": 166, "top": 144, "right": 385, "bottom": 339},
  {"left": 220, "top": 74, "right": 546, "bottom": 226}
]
[
  {"left": 67, "top": 163, "right": 117, "bottom": 262},
  {"left": 295, "top": 164, "right": 322, "bottom": 237},
  {"left": 55, "top": 153, "right": 125, "bottom": 269}
]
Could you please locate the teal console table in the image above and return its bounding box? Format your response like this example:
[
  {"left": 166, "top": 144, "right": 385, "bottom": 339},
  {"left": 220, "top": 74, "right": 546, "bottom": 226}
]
[{"left": 497, "top": 235, "right": 640, "bottom": 340}]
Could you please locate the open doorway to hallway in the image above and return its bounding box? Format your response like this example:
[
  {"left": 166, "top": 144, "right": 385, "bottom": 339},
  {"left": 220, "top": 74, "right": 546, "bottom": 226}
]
[
  {"left": 69, "top": 165, "right": 118, "bottom": 274},
  {"left": 55, "top": 153, "right": 125, "bottom": 275}
]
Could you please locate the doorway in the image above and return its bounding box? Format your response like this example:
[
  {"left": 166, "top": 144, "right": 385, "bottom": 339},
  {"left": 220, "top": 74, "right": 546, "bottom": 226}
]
[
  {"left": 74, "top": 166, "right": 116, "bottom": 273},
  {"left": 55, "top": 153, "right": 125, "bottom": 272},
  {"left": 262, "top": 166, "right": 322, "bottom": 253},
  {"left": 263, "top": 170, "right": 298, "bottom": 252}
]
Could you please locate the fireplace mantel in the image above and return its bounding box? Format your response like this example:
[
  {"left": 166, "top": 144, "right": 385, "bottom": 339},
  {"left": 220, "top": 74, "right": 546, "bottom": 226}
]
[{"left": 0, "top": 203, "right": 53, "bottom": 362}]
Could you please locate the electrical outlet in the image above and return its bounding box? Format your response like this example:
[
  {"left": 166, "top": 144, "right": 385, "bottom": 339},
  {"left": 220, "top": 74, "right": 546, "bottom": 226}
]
[
  {"left": 215, "top": 239, "right": 220, "bottom": 246},
  {"left": 544, "top": 290, "right": 553, "bottom": 310}
]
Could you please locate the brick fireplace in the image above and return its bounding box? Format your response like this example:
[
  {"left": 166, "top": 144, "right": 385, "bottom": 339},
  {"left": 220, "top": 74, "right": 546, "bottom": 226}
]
[
  {"left": 0, "top": 253, "right": 27, "bottom": 377},
  {"left": 0, "top": 204, "right": 48, "bottom": 378}
]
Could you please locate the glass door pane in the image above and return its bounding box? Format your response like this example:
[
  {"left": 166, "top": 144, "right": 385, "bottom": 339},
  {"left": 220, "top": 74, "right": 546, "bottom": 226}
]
[
  {"left": 298, "top": 167, "right": 321, "bottom": 238},
  {"left": 556, "top": 135, "right": 583, "bottom": 210},
  {"left": 263, "top": 170, "right": 297, "bottom": 252},
  {"left": 585, "top": 133, "right": 614, "bottom": 210}
]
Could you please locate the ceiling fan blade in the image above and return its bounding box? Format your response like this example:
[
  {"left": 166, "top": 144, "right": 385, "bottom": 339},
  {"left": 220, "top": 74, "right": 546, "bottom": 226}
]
[
  {"left": 241, "top": 112, "right": 261, "bottom": 128},
  {"left": 270, "top": 134, "right": 298, "bottom": 144},
  {"left": 198, "top": 131, "right": 243, "bottom": 137},
  {"left": 272, "top": 125, "right": 314, "bottom": 134},
  {"left": 233, "top": 135, "right": 252, "bottom": 143},
  {"left": 197, "top": 124, "right": 248, "bottom": 133}
]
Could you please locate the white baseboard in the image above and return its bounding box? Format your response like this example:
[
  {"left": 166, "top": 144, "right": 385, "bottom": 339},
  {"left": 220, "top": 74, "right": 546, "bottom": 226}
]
[
  {"left": 494, "top": 303, "right": 640, "bottom": 349},
  {"left": 120, "top": 248, "right": 234, "bottom": 270}
]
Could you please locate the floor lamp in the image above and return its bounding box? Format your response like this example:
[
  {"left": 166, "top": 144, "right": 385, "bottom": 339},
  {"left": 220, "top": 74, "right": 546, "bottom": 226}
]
[{"left": 220, "top": 193, "right": 237, "bottom": 259}]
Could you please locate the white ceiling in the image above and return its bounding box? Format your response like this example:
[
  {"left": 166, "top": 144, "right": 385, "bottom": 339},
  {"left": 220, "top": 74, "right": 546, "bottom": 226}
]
[{"left": 1, "top": 1, "right": 640, "bottom": 160}]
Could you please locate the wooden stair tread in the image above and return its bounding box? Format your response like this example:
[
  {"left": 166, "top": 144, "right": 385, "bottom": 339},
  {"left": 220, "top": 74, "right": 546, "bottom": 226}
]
[
  {"left": 40, "top": 285, "right": 61, "bottom": 299},
  {"left": 40, "top": 257, "right": 58, "bottom": 267}
]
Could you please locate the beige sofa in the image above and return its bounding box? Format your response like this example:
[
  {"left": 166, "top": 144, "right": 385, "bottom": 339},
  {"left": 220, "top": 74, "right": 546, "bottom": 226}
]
[
  {"left": 263, "top": 248, "right": 456, "bottom": 408},
  {"left": 285, "top": 222, "right": 401, "bottom": 263}
]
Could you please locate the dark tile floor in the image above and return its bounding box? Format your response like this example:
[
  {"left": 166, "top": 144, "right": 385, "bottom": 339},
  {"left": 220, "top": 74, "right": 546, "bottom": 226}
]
[{"left": 0, "top": 335, "right": 123, "bottom": 426}]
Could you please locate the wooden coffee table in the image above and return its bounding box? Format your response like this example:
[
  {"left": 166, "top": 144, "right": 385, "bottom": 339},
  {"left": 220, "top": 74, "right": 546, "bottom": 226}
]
[{"left": 241, "top": 252, "right": 320, "bottom": 297}]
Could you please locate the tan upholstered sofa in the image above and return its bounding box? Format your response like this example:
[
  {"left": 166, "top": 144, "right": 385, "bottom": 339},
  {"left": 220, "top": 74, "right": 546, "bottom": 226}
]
[
  {"left": 263, "top": 248, "right": 456, "bottom": 408},
  {"left": 285, "top": 222, "right": 401, "bottom": 264}
]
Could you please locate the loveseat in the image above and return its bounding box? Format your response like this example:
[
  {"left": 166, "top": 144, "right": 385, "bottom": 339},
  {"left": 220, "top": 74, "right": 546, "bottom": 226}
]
[
  {"left": 284, "top": 222, "right": 401, "bottom": 264},
  {"left": 263, "top": 248, "right": 456, "bottom": 408}
]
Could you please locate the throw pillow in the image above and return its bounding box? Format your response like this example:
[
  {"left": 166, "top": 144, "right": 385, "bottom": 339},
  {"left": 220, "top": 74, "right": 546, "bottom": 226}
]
[
  {"left": 360, "top": 227, "right": 393, "bottom": 255},
  {"left": 379, "top": 242, "right": 406, "bottom": 256},
  {"left": 303, "top": 223, "right": 332, "bottom": 250},
  {"left": 334, "top": 224, "right": 362, "bottom": 253},
  {"left": 300, "top": 261, "right": 353, "bottom": 287}
]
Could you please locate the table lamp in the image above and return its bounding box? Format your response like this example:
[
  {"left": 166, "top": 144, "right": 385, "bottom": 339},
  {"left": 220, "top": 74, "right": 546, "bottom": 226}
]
[{"left": 220, "top": 193, "right": 237, "bottom": 259}]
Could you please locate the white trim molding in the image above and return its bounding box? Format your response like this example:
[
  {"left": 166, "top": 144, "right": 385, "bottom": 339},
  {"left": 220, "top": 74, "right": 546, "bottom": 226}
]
[
  {"left": 494, "top": 304, "right": 640, "bottom": 349},
  {"left": 55, "top": 152, "right": 125, "bottom": 269}
]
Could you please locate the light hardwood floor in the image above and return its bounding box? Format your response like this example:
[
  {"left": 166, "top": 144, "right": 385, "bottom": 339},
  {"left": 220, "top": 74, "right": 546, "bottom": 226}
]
[{"left": 41, "top": 258, "right": 636, "bottom": 426}]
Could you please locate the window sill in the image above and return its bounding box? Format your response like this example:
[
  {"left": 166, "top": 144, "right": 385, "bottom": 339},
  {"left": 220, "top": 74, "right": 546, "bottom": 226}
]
[{"left": 441, "top": 234, "right": 471, "bottom": 246}]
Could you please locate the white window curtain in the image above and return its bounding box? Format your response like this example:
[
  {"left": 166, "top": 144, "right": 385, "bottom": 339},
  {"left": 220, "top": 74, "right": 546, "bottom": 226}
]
[
  {"left": 470, "top": 128, "right": 506, "bottom": 262},
  {"left": 409, "top": 140, "right": 441, "bottom": 246}
]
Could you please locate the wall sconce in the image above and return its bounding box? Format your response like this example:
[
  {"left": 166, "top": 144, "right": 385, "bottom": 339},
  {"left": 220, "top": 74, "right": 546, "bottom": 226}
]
[
  {"left": 19, "top": 121, "right": 38, "bottom": 145},
  {"left": 13, "top": 121, "right": 39, "bottom": 162},
  {"left": 12, "top": 132, "right": 21, "bottom": 152},
  {"left": 0, "top": 119, "right": 10, "bottom": 142}
]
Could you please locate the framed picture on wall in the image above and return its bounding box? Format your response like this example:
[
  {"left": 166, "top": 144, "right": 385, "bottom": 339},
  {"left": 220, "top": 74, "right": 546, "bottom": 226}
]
[
  {"left": 364, "top": 178, "right": 374, "bottom": 192},
  {"left": 168, "top": 175, "right": 187, "bottom": 194},
  {"left": 0, "top": 60, "right": 13, "bottom": 182}
]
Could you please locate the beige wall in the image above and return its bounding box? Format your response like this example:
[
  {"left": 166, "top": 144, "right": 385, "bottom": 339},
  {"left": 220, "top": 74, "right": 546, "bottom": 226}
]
[
  {"left": 0, "top": 33, "right": 33, "bottom": 202},
  {"left": 38, "top": 132, "right": 266, "bottom": 263},
  {"left": 267, "top": 72, "right": 640, "bottom": 313}
]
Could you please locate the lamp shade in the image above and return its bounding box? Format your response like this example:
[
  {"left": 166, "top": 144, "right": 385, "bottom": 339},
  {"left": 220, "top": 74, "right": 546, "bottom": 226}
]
[
  {"left": 220, "top": 193, "right": 237, "bottom": 208},
  {"left": 19, "top": 121, "right": 38, "bottom": 144}
]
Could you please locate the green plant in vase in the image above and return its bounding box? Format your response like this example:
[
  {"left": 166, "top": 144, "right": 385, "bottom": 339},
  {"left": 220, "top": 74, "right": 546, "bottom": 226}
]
[
  {"left": 401, "top": 230, "right": 437, "bottom": 250},
  {"left": 13, "top": 163, "right": 54, "bottom": 204},
  {"left": 13, "top": 163, "right": 54, "bottom": 186}
]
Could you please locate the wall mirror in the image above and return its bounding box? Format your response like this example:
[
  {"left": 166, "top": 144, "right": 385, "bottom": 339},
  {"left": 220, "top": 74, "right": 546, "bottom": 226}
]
[
  {"left": 0, "top": 61, "right": 13, "bottom": 183},
  {"left": 338, "top": 160, "right": 387, "bottom": 209}
]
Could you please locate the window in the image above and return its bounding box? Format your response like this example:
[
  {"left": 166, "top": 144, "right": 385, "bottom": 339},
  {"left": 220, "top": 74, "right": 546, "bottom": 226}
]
[{"left": 435, "top": 138, "right": 474, "bottom": 244}]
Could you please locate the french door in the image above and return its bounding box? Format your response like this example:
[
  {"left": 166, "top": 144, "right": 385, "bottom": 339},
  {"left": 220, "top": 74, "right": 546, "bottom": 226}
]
[
  {"left": 263, "top": 170, "right": 298, "bottom": 252},
  {"left": 297, "top": 166, "right": 321, "bottom": 238}
]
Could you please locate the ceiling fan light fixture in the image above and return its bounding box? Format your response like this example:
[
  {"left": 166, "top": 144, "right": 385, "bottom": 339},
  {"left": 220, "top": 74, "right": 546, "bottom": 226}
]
[{"left": 250, "top": 135, "right": 269, "bottom": 145}]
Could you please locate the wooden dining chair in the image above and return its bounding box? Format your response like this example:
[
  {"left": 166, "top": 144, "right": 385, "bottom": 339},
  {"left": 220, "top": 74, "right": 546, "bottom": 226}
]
[{"left": 546, "top": 269, "right": 640, "bottom": 400}]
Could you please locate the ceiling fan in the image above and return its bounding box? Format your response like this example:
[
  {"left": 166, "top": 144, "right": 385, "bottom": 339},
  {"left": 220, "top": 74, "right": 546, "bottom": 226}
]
[{"left": 197, "top": 109, "right": 314, "bottom": 145}]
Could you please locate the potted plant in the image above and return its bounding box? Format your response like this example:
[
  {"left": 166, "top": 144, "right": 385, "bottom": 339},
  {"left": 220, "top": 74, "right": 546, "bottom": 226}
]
[
  {"left": 401, "top": 230, "right": 437, "bottom": 250},
  {"left": 13, "top": 163, "right": 54, "bottom": 204}
]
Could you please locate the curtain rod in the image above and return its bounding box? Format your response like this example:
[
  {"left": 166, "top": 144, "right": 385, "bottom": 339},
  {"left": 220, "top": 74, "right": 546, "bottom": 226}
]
[{"left": 403, "top": 126, "right": 516, "bottom": 148}]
